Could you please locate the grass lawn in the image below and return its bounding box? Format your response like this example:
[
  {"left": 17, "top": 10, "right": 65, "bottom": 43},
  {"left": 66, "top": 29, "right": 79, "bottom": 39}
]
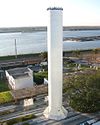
[
  {"left": 0, "top": 80, "right": 9, "bottom": 92},
  {"left": 0, "top": 91, "right": 13, "bottom": 104}
]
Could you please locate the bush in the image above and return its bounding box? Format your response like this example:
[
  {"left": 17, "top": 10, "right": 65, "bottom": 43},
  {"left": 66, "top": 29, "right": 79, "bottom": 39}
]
[
  {"left": 64, "top": 70, "right": 100, "bottom": 113},
  {"left": 0, "top": 80, "right": 9, "bottom": 92},
  {"left": 34, "top": 71, "right": 48, "bottom": 84}
]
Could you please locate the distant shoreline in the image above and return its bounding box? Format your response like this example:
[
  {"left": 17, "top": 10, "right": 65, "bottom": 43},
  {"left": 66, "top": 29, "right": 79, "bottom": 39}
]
[
  {"left": 64, "top": 35, "right": 100, "bottom": 42},
  {"left": 0, "top": 26, "right": 100, "bottom": 33}
]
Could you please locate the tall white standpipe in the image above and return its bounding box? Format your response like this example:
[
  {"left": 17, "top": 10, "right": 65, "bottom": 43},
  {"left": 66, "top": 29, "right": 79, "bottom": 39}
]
[{"left": 43, "top": 7, "right": 68, "bottom": 120}]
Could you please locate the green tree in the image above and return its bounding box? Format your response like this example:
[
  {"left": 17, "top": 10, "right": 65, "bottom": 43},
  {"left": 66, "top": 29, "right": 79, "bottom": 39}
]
[{"left": 64, "top": 70, "right": 100, "bottom": 113}]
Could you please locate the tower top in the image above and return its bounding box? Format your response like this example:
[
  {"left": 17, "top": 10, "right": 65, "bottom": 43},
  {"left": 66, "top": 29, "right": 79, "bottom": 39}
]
[{"left": 47, "top": 7, "right": 63, "bottom": 11}]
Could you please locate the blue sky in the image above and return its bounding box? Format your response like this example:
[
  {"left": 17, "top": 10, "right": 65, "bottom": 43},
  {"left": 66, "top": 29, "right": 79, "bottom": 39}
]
[{"left": 0, "top": 0, "right": 100, "bottom": 27}]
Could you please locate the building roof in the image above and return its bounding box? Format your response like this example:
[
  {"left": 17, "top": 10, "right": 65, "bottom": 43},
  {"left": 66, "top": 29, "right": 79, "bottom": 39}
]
[
  {"left": 7, "top": 67, "right": 31, "bottom": 79},
  {"left": 12, "top": 73, "right": 29, "bottom": 79}
]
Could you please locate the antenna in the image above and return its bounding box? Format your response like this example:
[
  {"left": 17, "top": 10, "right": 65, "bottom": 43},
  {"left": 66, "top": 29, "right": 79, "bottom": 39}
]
[{"left": 15, "top": 39, "right": 17, "bottom": 59}]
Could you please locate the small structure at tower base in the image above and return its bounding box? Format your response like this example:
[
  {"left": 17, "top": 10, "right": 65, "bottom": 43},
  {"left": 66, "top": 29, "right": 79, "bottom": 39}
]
[{"left": 24, "top": 98, "right": 33, "bottom": 107}]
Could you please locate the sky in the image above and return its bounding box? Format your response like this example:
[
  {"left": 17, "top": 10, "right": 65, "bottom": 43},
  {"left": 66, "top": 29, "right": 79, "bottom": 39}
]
[{"left": 0, "top": 0, "right": 100, "bottom": 27}]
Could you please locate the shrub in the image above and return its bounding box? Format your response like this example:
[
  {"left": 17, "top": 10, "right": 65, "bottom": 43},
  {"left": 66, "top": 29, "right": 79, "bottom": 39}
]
[
  {"left": 0, "top": 80, "right": 9, "bottom": 92},
  {"left": 64, "top": 70, "right": 100, "bottom": 113},
  {"left": 34, "top": 71, "right": 48, "bottom": 84}
]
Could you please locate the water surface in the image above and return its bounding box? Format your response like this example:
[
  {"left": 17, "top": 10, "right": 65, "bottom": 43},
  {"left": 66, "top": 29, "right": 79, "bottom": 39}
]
[{"left": 0, "top": 30, "right": 100, "bottom": 56}]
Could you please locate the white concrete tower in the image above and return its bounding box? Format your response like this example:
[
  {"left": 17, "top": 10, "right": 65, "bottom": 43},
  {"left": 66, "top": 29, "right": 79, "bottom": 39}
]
[{"left": 43, "top": 7, "right": 68, "bottom": 120}]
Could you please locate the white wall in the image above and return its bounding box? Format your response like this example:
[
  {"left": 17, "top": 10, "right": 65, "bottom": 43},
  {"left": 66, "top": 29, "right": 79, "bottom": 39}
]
[
  {"left": 5, "top": 71, "right": 15, "bottom": 89},
  {"left": 14, "top": 76, "right": 33, "bottom": 90}
]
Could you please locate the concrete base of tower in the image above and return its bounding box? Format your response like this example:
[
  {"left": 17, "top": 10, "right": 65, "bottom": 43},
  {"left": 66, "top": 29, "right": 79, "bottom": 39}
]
[{"left": 43, "top": 106, "right": 68, "bottom": 120}]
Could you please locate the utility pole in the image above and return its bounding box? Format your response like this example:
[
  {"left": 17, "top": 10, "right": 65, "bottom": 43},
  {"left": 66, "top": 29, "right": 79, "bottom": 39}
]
[{"left": 15, "top": 39, "right": 17, "bottom": 59}]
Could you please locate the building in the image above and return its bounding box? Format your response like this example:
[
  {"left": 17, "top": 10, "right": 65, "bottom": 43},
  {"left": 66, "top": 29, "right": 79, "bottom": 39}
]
[
  {"left": 5, "top": 67, "right": 33, "bottom": 90},
  {"left": 43, "top": 7, "right": 68, "bottom": 120}
]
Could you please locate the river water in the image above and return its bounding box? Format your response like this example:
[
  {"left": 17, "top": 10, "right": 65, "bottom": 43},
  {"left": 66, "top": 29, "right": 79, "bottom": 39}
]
[{"left": 0, "top": 30, "right": 100, "bottom": 56}]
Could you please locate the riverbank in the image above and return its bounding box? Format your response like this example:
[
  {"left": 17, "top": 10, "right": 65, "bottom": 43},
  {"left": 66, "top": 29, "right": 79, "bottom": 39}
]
[
  {"left": 63, "top": 48, "right": 100, "bottom": 57},
  {"left": 0, "top": 48, "right": 100, "bottom": 61},
  {"left": 0, "top": 53, "right": 40, "bottom": 61}
]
